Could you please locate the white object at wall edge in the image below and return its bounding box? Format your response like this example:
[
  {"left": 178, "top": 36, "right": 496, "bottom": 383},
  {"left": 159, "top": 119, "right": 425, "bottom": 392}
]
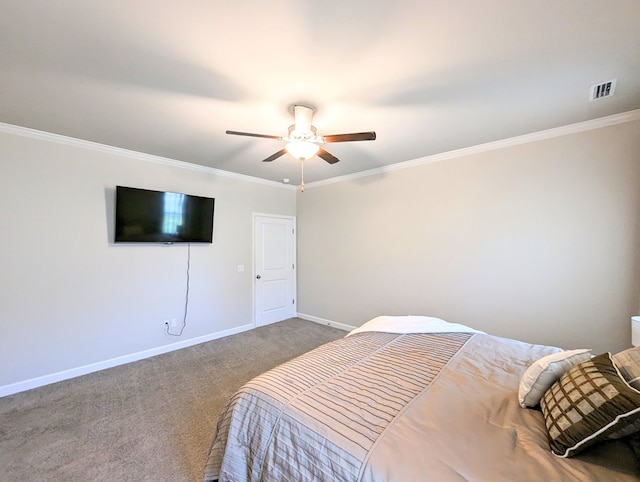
[{"left": 632, "top": 316, "right": 640, "bottom": 347}]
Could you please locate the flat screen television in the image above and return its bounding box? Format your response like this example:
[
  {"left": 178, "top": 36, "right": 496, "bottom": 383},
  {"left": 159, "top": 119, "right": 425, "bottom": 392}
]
[{"left": 115, "top": 186, "right": 215, "bottom": 243}]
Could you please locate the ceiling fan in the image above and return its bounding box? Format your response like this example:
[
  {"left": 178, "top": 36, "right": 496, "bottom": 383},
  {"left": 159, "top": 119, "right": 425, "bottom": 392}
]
[{"left": 226, "top": 104, "right": 376, "bottom": 190}]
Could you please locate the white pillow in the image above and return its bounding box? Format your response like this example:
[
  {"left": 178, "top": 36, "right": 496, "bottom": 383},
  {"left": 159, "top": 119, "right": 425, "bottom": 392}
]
[{"left": 518, "top": 349, "right": 591, "bottom": 408}]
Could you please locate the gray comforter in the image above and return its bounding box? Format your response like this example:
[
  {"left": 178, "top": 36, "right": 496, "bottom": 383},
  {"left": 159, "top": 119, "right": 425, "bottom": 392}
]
[{"left": 204, "top": 331, "right": 639, "bottom": 481}]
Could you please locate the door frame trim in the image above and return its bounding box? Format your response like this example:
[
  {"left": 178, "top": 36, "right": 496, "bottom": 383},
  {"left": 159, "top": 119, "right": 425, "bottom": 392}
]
[{"left": 252, "top": 213, "right": 297, "bottom": 328}]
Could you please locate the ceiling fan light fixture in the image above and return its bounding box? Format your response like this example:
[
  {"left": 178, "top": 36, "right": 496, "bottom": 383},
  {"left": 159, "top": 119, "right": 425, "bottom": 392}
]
[{"left": 285, "top": 140, "right": 319, "bottom": 161}]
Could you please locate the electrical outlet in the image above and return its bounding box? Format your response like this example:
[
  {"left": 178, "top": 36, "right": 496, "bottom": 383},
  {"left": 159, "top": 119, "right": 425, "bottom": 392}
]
[{"left": 163, "top": 318, "right": 179, "bottom": 335}]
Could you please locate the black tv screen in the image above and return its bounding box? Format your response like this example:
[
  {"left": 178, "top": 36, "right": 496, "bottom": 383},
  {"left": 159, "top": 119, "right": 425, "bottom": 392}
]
[{"left": 115, "top": 186, "right": 214, "bottom": 243}]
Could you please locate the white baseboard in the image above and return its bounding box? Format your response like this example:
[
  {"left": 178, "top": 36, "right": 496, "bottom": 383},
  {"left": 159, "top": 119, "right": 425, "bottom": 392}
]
[
  {"left": 297, "top": 313, "right": 357, "bottom": 332},
  {"left": 0, "top": 323, "right": 254, "bottom": 398}
]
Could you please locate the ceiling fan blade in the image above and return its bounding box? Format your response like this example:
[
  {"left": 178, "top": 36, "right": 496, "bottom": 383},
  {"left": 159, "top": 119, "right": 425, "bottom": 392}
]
[
  {"left": 226, "top": 130, "right": 283, "bottom": 140},
  {"left": 317, "top": 148, "right": 340, "bottom": 164},
  {"left": 262, "top": 149, "right": 287, "bottom": 162},
  {"left": 322, "top": 131, "right": 376, "bottom": 143}
]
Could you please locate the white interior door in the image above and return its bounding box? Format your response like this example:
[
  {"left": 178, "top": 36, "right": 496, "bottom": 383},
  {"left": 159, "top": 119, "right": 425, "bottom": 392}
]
[{"left": 254, "top": 214, "right": 296, "bottom": 327}]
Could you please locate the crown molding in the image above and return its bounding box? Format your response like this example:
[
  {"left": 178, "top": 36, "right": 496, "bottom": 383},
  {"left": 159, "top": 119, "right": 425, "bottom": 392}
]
[
  {"left": 304, "top": 109, "right": 640, "bottom": 190},
  {"left": 0, "top": 122, "right": 294, "bottom": 189},
  {"left": 3, "top": 109, "right": 639, "bottom": 192}
]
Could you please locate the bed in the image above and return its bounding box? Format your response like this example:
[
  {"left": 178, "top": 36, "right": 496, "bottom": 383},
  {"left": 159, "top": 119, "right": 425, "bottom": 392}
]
[{"left": 204, "top": 316, "right": 640, "bottom": 481}]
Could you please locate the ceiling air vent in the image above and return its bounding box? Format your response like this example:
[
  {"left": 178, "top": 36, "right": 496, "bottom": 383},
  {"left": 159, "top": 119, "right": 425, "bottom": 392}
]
[{"left": 589, "top": 79, "right": 617, "bottom": 101}]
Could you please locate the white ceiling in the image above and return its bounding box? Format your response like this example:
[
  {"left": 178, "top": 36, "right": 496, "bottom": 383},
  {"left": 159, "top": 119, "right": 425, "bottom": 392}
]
[{"left": 1, "top": 1, "right": 639, "bottom": 185}]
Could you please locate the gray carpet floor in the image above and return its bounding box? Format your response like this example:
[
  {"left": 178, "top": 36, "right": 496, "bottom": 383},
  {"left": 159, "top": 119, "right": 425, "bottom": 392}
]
[{"left": 0, "top": 318, "right": 346, "bottom": 481}]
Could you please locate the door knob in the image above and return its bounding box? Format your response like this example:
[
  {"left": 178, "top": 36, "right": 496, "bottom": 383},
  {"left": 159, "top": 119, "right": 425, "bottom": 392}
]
[{"left": 256, "top": 275, "right": 261, "bottom": 279}]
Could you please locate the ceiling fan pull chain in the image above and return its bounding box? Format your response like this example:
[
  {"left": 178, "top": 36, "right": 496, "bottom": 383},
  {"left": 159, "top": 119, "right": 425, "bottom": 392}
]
[{"left": 300, "top": 160, "right": 305, "bottom": 192}]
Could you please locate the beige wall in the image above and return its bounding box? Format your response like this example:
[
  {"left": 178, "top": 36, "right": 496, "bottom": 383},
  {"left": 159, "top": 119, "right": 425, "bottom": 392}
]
[
  {"left": 0, "top": 129, "right": 296, "bottom": 391},
  {"left": 297, "top": 120, "right": 640, "bottom": 353},
  {"left": 2, "top": 117, "right": 639, "bottom": 394}
]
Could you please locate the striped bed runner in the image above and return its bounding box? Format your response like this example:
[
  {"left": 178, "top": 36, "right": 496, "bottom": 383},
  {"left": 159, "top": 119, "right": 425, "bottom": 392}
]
[{"left": 205, "top": 331, "right": 473, "bottom": 482}]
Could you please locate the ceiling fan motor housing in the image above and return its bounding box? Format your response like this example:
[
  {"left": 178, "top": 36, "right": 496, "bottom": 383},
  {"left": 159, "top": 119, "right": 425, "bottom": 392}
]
[{"left": 287, "top": 124, "right": 317, "bottom": 142}]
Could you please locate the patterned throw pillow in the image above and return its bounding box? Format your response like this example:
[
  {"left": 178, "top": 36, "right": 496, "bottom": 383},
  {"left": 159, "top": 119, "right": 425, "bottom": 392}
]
[
  {"left": 613, "top": 347, "right": 640, "bottom": 390},
  {"left": 540, "top": 353, "right": 640, "bottom": 457},
  {"left": 609, "top": 347, "right": 640, "bottom": 439}
]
